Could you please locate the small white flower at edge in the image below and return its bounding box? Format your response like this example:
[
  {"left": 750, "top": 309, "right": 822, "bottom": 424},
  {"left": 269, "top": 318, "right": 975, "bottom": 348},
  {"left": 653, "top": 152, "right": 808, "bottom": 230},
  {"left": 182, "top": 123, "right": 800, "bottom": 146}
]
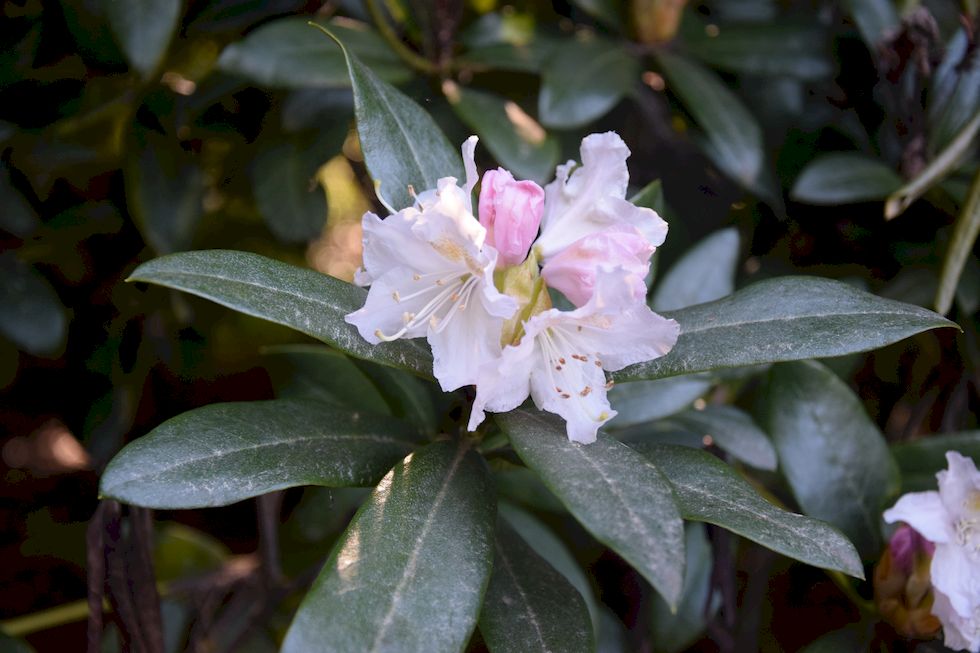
[
  {"left": 345, "top": 137, "right": 518, "bottom": 392},
  {"left": 884, "top": 451, "right": 980, "bottom": 652},
  {"left": 468, "top": 267, "right": 679, "bottom": 444}
]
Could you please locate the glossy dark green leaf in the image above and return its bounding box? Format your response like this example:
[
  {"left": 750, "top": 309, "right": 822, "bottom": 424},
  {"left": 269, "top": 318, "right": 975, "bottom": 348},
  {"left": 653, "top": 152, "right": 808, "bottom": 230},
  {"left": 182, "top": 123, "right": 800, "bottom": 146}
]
[
  {"left": 104, "top": 0, "right": 180, "bottom": 77},
  {"left": 331, "top": 30, "right": 463, "bottom": 211},
  {"left": 0, "top": 254, "right": 67, "bottom": 357},
  {"left": 928, "top": 29, "right": 980, "bottom": 153},
  {"left": 100, "top": 399, "right": 418, "bottom": 508},
  {"left": 892, "top": 431, "right": 980, "bottom": 492},
  {"left": 671, "top": 405, "right": 776, "bottom": 471},
  {"left": 649, "top": 524, "right": 719, "bottom": 653},
  {"left": 652, "top": 228, "right": 739, "bottom": 311},
  {"left": 539, "top": 37, "right": 638, "bottom": 129},
  {"left": 791, "top": 153, "right": 902, "bottom": 205},
  {"left": 499, "top": 502, "right": 600, "bottom": 630},
  {"left": 655, "top": 51, "right": 765, "bottom": 191},
  {"left": 685, "top": 23, "right": 831, "bottom": 80},
  {"left": 841, "top": 0, "right": 899, "bottom": 47},
  {"left": 126, "top": 134, "right": 204, "bottom": 254},
  {"left": 446, "top": 85, "right": 559, "bottom": 184},
  {"left": 634, "top": 443, "right": 864, "bottom": 578},
  {"left": 765, "top": 361, "right": 898, "bottom": 557},
  {"left": 497, "top": 409, "right": 685, "bottom": 607},
  {"left": 479, "top": 519, "right": 594, "bottom": 653},
  {"left": 607, "top": 375, "right": 713, "bottom": 429},
  {"left": 217, "top": 18, "right": 409, "bottom": 88},
  {"left": 494, "top": 462, "right": 566, "bottom": 513},
  {"left": 127, "top": 250, "right": 433, "bottom": 377},
  {"left": 613, "top": 276, "right": 957, "bottom": 382},
  {"left": 282, "top": 441, "right": 495, "bottom": 653}
]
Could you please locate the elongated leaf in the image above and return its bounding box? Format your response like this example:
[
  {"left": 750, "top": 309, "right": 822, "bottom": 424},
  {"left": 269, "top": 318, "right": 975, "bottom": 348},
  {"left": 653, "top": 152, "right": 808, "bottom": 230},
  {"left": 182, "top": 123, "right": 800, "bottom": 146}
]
[
  {"left": 649, "top": 524, "right": 718, "bottom": 653},
  {"left": 671, "top": 405, "right": 776, "bottom": 471},
  {"left": 0, "top": 162, "right": 39, "bottom": 239},
  {"left": 655, "top": 51, "right": 765, "bottom": 191},
  {"left": 329, "top": 29, "right": 462, "bottom": 211},
  {"left": 251, "top": 140, "right": 327, "bottom": 243},
  {"left": 936, "top": 168, "right": 980, "bottom": 314},
  {"left": 480, "top": 519, "right": 594, "bottom": 653},
  {"left": 539, "top": 37, "right": 638, "bottom": 129},
  {"left": 892, "top": 431, "right": 980, "bottom": 492},
  {"left": 791, "top": 153, "right": 902, "bottom": 205},
  {"left": 928, "top": 29, "right": 980, "bottom": 153},
  {"left": 445, "top": 84, "right": 559, "bottom": 184},
  {"left": 100, "top": 399, "right": 418, "bottom": 508},
  {"left": 607, "top": 374, "right": 713, "bottom": 428},
  {"left": 128, "top": 250, "right": 433, "bottom": 377},
  {"left": 0, "top": 254, "right": 67, "bottom": 357},
  {"left": 652, "top": 227, "right": 739, "bottom": 311},
  {"left": 497, "top": 409, "right": 685, "bottom": 607},
  {"left": 282, "top": 441, "right": 495, "bottom": 653},
  {"left": 634, "top": 443, "right": 864, "bottom": 578},
  {"left": 765, "top": 361, "right": 898, "bottom": 557},
  {"left": 104, "top": 0, "right": 180, "bottom": 77},
  {"left": 841, "top": 0, "right": 899, "bottom": 47},
  {"left": 685, "top": 23, "right": 831, "bottom": 80},
  {"left": 499, "top": 502, "right": 600, "bottom": 630},
  {"left": 217, "top": 18, "right": 409, "bottom": 88},
  {"left": 613, "top": 276, "right": 957, "bottom": 382}
]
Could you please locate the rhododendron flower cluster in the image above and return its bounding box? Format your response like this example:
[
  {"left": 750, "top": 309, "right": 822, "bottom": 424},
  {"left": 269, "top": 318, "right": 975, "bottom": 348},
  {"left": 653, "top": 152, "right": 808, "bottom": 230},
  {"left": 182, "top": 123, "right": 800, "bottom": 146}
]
[
  {"left": 884, "top": 452, "right": 980, "bottom": 652},
  {"left": 346, "top": 132, "right": 679, "bottom": 443}
]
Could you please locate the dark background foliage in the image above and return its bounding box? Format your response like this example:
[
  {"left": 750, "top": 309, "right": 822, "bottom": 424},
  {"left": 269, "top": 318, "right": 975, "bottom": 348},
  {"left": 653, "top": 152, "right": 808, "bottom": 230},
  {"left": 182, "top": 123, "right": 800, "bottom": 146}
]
[{"left": 1, "top": 0, "right": 978, "bottom": 651}]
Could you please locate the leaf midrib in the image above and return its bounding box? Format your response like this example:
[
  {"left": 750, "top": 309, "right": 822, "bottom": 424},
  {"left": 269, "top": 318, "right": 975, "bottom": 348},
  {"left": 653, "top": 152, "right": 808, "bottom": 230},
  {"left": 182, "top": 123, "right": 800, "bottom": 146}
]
[{"left": 494, "top": 538, "right": 551, "bottom": 653}]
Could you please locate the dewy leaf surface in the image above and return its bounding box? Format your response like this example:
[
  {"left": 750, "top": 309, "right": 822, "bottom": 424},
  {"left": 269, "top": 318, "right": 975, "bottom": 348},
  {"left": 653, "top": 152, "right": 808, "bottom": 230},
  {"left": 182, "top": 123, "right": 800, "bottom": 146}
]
[
  {"left": 634, "top": 443, "right": 864, "bottom": 578},
  {"left": 128, "top": 250, "right": 433, "bottom": 377},
  {"left": 614, "top": 276, "right": 957, "bottom": 382},
  {"left": 330, "top": 29, "right": 463, "bottom": 211},
  {"left": 99, "top": 399, "right": 418, "bottom": 508},
  {"left": 282, "top": 441, "right": 495, "bottom": 653},
  {"left": 765, "top": 361, "right": 899, "bottom": 557},
  {"left": 497, "top": 409, "right": 685, "bottom": 607},
  {"left": 479, "top": 519, "right": 594, "bottom": 653}
]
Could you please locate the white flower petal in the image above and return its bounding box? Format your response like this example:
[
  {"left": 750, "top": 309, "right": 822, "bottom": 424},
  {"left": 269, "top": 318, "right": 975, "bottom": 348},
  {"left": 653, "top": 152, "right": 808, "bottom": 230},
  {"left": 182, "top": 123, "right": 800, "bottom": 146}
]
[
  {"left": 883, "top": 491, "right": 952, "bottom": 544},
  {"left": 462, "top": 135, "right": 479, "bottom": 199},
  {"left": 938, "top": 451, "right": 980, "bottom": 519},
  {"left": 468, "top": 338, "right": 536, "bottom": 432},
  {"left": 429, "top": 285, "right": 508, "bottom": 391},
  {"left": 359, "top": 210, "right": 441, "bottom": 284},
  {"left": 932, "top": 542, "right": 980, "bottom": 620},
  {"left": 933, "top": 590, "right": 980, "bottom": 652}
]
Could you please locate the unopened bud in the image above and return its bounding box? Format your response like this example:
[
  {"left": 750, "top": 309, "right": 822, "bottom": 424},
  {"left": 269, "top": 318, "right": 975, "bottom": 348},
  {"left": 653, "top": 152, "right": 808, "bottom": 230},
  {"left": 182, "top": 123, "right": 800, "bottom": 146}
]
[
  {"left": 478, "top": 169, "right": 544, "bottom": 267},
  {"left": 874, "top": 525, "right": 941, "bottom": 640}
]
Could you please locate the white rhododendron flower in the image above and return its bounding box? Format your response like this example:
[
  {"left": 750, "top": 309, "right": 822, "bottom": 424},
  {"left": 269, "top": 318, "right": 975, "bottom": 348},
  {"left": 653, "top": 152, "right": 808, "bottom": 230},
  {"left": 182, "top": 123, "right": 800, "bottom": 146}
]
[
  {"left": 468, "top": 269, "right": 678, "bottom": 443},
  {"left": 346, "top": 131, "right": 678, "bottom": 442},
  {"left": 884, "top": 452, "right": 980, "bottom": 652}
]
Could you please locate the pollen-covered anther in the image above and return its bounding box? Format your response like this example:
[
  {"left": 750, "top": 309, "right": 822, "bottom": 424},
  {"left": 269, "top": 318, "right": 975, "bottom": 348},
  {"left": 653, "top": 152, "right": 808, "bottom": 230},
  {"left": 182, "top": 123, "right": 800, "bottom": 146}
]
[
  {"left": 571, "top": 354, "right": 588, "bottom": 361},
  {"left": 412, "top": 273, "right": 421, "bottom": 281},
  {"left": 561, "top": 393, "right": 571, "bottom": 399},
  {"left": 555, "top": 365, "right": 562, "bottom": 371},
  {"left": 429, "top": 316, "right": 439, "bottom": 328},
  {"left": 559, "top": 357, "right": 566, "bottom": 364},
  {"left": 580, "top": 386, "right": 592, "bottom": 397},
  {"left": 391, "top": 291, "right": 401, "bottom": 302},
  {"left": 402, "top": 312, "right": 415, "bottom": 324},
  {"left": 555, "top": 386, "right": 563, "bottom": 393},
  {"left": 407, "top": 184, "right": 416, "bottom": 198},
  {"left": 594, "top": 360, "right": 602, "bottom": 367},
  {"left": 450, "top": 292, "right": 460, "bottom": 301},
  {"left": 605, "top": 380, "right": 615, "bottom": 389}
]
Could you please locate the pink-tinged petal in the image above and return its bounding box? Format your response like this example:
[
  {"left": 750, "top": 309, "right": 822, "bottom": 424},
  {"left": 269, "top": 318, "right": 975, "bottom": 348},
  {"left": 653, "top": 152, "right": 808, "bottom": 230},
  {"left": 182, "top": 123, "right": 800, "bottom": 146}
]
[
  {"left": 937, "top": 451, "right": 980, "bottom": 519},
  {"left": 888, "top": 524, "right": 936, "bottom": 574},
  {"left": 931, "top": 542, "right": 980, "bottom": 620},
  {"left": 883, "top": 491, "right": 952, "bottom": 544},
  {"left": 541, "top": 226, "right": 653, "bottom": 306},
  {"left": 478, "top": 169, "right": 544, "bottom": 267}
]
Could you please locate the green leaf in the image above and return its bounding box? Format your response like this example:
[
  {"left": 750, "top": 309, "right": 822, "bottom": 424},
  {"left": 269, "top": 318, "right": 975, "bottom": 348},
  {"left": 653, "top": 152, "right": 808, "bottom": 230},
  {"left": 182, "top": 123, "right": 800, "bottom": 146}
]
[
  {"left": 497, "top": 409, "right": 685, "bottom": 607},
  {"left": 841, "top": 0, "right": 899, "bottom": 47},
  {"left": 103, "top": 0, "right": 180, "bottom": 77},
  {"left": 100, "top": 399, "right": 418, "bottom": 508},
  {"left": 891, "top": 431, "right": 980, "bottom": 492},
  {"left": 629, "top": 179, "right": 665, "bottom": 214},
  {"left": 153, "top": 523, "right": 230, "bottom": 581},
  {"left": 445, "top": 84, "right": 559, "bottom": 184},
  {"left": 791, "top": 153, "right": 902, "bottom": 205},
  {"left": 282, "top": 441, "right": 495, "bottom": 653},
  {"left": 764, "top": 361, "right": 899, "bottom": 557},
  {"left": 655, "top": 51, "right": 765, "bottom": 192},
  {"left": 936, "top": 168, "right": 980, "bottom": 314},
  {"left": 217, "top": 18, "right": 409, "bottom": 89},
  {"left": 538, "top": 36, "right": 638, "bottom": 129},
  {"left": 127, "top": 250, "right": 433, "bottom": 377},
  {"left": 0, "top": 162, "right": 39, "bottom": 239},
  {"left": 649, "top": 524, "right": 719, "bottom": 653},
  {"left": 498, "top": 502, "right": 600, "bottom": 631},
  {"left": 928, "top": 29, "right": 980, "bottom": 153},
  {"left": 652, "top": 227, "right": 739, "bottom": 312},
  {"left": 607, "top": 374, "right": 713, "bottom": 428},
  {"left": 479, "top": 519, "right": 594, "bottom": 653},
  {"left": 685, "top": 23, "right": 832, "bottom": 80},
  {"left": 570, "top": 0, "right": 623, "bottom": 28},
  {"left": 126, "top": 133, "right": 204, "bottom": 254},
  {"left": 613, "top": 276, "right": 958, "bottom": 382},
  {"left": 670, "top": 405, "right": 776, "bottom": 471},
  {"left": 0, "top": 254, "right": 67, "bottom": 357},
  {"left": 633, "top": 443, "right": 864, "bottom": 578},
  {"left": 329, "top": 28, "right": 463, "bottom": 211}
]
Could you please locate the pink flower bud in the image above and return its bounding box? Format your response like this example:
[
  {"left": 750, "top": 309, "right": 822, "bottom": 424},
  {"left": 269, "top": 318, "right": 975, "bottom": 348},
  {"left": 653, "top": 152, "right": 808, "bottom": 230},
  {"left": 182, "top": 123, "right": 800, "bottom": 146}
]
[
  {"left": 888, "top": 524, "right": 935, "bottom": 575},
  {"left": 478, "top": 169, "right": 544, "bottom": 267},
  {"left": 541, "top": 225, "right": 654, "bottom": 307}
]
